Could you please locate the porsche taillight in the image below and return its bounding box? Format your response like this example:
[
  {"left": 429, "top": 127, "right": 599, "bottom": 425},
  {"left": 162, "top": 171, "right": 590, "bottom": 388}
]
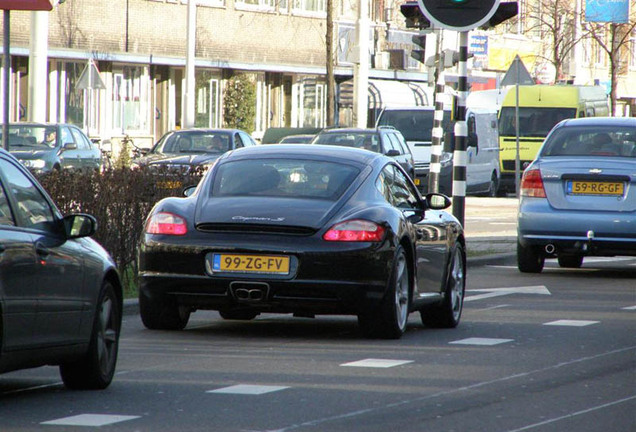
[
  {"left": 323, "top": 220, "right": 385, "bottom": 242},
  {"left": 145, "top": 212, "right": 188, "bottom": 235},
  {"left": 520, "top": 168, "right": 546, "bottom": 198}
]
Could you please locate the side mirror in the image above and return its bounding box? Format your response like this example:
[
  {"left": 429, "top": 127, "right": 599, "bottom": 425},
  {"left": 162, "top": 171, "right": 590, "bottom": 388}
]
[
  {"left": 386, "top": 149, "right": 400, "bottom": 157},
  {"left": 64, "top": 214, "right": 97, "bottom": 238},
  {"left": 183, "top": 185, "right": 197, "bottom": 197},
  {"left": 425, "top": 193, "right": 451, "bottom": 210},
  {"left": 63, "top": 141, "right": 77, "bottom": 150}
]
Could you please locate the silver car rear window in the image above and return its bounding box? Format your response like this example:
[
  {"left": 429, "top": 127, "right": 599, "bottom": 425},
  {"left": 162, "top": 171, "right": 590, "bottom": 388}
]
[{"left": 211, "top": 159, "right": 360, "bottom": 200}]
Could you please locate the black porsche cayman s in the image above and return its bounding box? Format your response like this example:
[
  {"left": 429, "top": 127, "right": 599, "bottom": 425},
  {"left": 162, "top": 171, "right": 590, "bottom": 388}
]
[{"left": 138, "top": 144, "right": 465, "bottom": 339}]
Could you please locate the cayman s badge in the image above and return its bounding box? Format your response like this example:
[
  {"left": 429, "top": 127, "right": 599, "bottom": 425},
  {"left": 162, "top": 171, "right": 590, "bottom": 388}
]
[{"left": 588, "top": 168, "right": 602, "bottom": 174}]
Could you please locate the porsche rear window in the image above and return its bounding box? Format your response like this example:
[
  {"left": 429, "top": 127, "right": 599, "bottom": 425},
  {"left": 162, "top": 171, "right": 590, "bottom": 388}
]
[
  {"left": 211, "top": 159, "right": 360, "bottom": 200},
  {"left": 541, "top": 126, "right": 636, "bottom": 158}
]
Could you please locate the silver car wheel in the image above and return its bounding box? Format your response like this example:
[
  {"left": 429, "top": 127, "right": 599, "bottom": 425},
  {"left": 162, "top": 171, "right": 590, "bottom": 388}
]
[
  {"left": 395, "top": 252, "right": 409, "bottom": 331},
  {"left": 449, "top": 248, "right": 465, "bottom": 322},
  {"left": 97, "top": 294, "right": 118, "bottom": 376}
]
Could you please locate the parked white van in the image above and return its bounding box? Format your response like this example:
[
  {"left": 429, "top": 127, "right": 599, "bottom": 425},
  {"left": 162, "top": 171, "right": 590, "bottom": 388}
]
[{"left": 376, "top": 103, "right": 500, "bottom": 196}]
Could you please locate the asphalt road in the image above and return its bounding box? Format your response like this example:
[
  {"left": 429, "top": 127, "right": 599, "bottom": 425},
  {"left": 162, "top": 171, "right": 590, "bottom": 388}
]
[{"left": 1, "top": 254, "right": 634, "bottom": 432}]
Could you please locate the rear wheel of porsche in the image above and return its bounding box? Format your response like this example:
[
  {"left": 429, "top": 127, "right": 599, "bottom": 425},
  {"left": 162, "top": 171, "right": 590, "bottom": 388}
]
[
  {"left": 139, "top": 291, "right": 190, "bottom": 330},
  {"left": 517, "top": 241, "right": 545, "bottom": 273},
  {"left": 358, "top": 246, "right": 410, "bottom": 339},
  {"left": 557, "top": 254, "right": 583, "bottom": 268},
  {"left": 421, "top": 244, "right": 466, "bottom": 328}
]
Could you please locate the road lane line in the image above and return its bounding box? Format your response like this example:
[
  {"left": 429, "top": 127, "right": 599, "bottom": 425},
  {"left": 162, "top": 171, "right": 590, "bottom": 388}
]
[{"left": 504, "top": 395, "right": 636, "bottom": 432}]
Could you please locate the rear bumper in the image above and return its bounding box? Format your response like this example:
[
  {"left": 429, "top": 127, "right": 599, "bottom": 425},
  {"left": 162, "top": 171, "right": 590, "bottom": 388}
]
[{"left": 518, "top": 198, "right": 636, "bottom": 256}]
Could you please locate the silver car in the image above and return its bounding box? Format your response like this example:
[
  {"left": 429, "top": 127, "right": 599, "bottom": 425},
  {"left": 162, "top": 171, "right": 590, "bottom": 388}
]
[{"left": 517, "top": 117, "right": 636, "bottom": 273}]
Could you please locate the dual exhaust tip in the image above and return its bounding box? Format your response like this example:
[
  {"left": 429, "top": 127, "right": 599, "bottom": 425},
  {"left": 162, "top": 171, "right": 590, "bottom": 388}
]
[{"left": 543, "top": 231, "right": 594, "bottom": 255}]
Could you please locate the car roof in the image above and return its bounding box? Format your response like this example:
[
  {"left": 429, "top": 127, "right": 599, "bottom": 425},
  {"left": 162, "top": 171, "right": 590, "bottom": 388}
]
[
  {"left": 319, "top": 127, "right": 398, "bottom": 134},
  {"left": 556, "top": 117, "right": 636, "bottom": 128},
  {"left": 223, "top": 143, "right": 386, "bottom": 166}
]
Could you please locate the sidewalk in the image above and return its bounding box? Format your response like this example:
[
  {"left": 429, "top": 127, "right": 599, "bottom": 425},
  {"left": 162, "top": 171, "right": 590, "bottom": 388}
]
[{"left": 462, "top": 197, "right": 518, "bottom": 265}]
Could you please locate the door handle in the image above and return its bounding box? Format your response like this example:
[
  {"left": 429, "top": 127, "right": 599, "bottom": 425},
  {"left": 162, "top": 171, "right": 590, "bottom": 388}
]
[{"left": 35, "top": 242, "right": 50, "bottom": 258}]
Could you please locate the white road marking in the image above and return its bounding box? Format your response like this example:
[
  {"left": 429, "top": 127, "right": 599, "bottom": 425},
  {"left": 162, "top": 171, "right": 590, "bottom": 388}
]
[
  {"left": 505, "top": 395, "right": 636, "bottom": 432},
  {"left": 543, "top": 320, "right": 599, "bottom": 327},
  {"left": 465, "top": 286, "right": 551, "bottom": 302},
  {"left": 207, "top": 384, "right": 289, "bottom": 395},
  {"left": 340, "top": 359, "right": 414, "bottom": 368},
  {"left": 41, "top": 414, "right": 140, "bottom": 427},
  {"left": 449, "top": 338, "right": 514, "bottom": 346},
  {"left": 622, "top": 305, "right": 636, "bottom": 310}
]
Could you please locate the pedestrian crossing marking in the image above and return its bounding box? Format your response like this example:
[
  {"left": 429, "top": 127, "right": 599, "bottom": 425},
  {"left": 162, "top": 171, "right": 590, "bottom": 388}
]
[
  {"left": 450, "top": 338, "right": 513, "bottom": 346},
  {"left": 207, "top": 384, "right": 289, "bottom": 395},
  {"left": 340, "top": 359, "right": 414, "bottom": 368},
  {"left": 543, "top": 320, "right": 599, "bottom": 327},
  {"left": 41, "top": 414, "right": 140, "bottom": 427}
]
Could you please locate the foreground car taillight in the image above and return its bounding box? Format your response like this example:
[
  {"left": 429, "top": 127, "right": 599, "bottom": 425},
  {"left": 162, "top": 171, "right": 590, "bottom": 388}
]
[
  {"left": 323, "top": 220, "right": 385, "bottom": 242},
  {"left": 145, "top": 212, "right": 188, "bottom": 235},
  {"left": 520, "top": 168, "right": 546, "bottom": 198}
]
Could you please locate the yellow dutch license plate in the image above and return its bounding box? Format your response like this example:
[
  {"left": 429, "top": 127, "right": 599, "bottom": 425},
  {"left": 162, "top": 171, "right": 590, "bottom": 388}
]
[
  {"left": 212, "top": 254, "right": 290, "bottom": 274},
  {"left": 567, "top": 181, "right": 624, "bottom": 196}
]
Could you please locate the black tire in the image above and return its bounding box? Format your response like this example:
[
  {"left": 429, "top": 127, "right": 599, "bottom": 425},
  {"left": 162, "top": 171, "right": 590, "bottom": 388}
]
[
  {"left": 60, "top": 281, "right": 121, "bottom": 390},
  {"left": 517, "top": 241, "right": 545, "bottom": 273},
  {"left": 486, "top": 173, "right": 499, "bottom": 197},
  {"left": 558, "top": 254, "right": 584, "bottom": 268},
  {"left": 358, "top": 245, "right": 410, "bottom": 339},
  {"left": 139, "top": 291, "right": 190, "bottom": 330},
  {"left": 219, "top": 310, "right": 259, "bottom": 320},
  {"left": 420, "top": 243, "right": 466, "bottom": 328}
]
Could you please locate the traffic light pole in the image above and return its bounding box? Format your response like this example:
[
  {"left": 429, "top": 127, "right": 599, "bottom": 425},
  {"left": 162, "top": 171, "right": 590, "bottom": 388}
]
[
  {"left": 428, "top": 30, "right": 445, "bottom": 194},
  {"left": 451, "top": 31, "right": 468, "bottom": 227}
]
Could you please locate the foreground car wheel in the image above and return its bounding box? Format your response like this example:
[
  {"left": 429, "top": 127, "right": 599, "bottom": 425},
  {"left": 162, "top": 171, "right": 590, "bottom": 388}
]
[
  {"left": 358, "top": 246, "right": 410, "bottom": 339},
  {"left": 60, "top": 281, "right": 121, "bottom": 390},
  {"left": 517, "top": 241, "right": 545, "bottom": 273},
  {"left": 558, "top": 254, "right": 584, "bottom": 268},
  {"left": 421, "top": 244, "right": 466, "bottom": 328},
  {"left": 219, "top": 310, "right": 260, "bottom": 320},
  {"left": 139, "top": 291, "right": 190, "bottom": 330}
]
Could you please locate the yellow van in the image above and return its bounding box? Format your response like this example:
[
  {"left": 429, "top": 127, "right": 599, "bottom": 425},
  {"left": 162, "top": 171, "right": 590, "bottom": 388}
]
[{"left": 497, "top": 85, "right": 609, "bottom": 193}]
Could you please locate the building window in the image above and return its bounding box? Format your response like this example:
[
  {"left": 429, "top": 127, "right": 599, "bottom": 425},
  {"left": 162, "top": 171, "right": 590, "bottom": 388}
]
[
  {"left": 195, "top": 70, "right": 221, "bottom": 128},
  {"left": 293, "top": 0, "right": 325, "bottom": 14},
  {"left": 630, "top": 33, "right": 636, "bottom": 69},
  {"left": 235, "top": 0, "right": 276, "bottom": 11},
  {"left": 64, "top": 62, "right": 85, "bottom": 127},
  {"left": 112, "top": 66, "right": 150, "bottom": 133},
  {"left": 301, "top": 79, "right": 325, "bottom": 127}
]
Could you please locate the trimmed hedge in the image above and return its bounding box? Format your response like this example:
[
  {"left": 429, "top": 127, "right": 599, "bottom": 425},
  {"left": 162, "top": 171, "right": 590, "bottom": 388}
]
[{"left": 36, "top": 167, "right": 203, "bottom": 293}]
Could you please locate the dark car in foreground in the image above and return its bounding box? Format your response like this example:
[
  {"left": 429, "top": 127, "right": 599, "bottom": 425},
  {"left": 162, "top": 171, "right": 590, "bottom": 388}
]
[
  {"left": 138, "top": 145, "right": 465, "bottom": 339},
  {"left": 311, "top": 127, "right": 416, "bottom": 182},
  {"left": 2, "top": 123, "right": 102, "bottom": 172},
  {"left": 132, "top": 128, "right": 257, "bottom": 172},
  {"left": 517, "top": 117, "right": 636, "bottom": 273},
  {"left": 0, "top": 149, "right": 122, "bottom": 389}
]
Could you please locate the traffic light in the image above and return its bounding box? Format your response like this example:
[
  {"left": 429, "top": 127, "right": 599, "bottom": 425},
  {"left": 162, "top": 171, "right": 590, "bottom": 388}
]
[
  {"left": 417, "top": 0, "right": 501, "bottom": 31},
  {"left": 411, "top": 34, "right": 427, "bottom": 63},
  {"left": 400, "top": 1, "right": 431, "bottom": 29}
]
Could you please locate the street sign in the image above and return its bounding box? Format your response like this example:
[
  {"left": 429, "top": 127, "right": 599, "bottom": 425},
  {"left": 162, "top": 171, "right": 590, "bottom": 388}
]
[
  {"left": 500, "top": 55, "right": 534, "bottom": 86},
  {"left": 0, "top": 0, "right": 53, "bottom": 10},
  {"left": 76, "top": 60, "right": 106, "bottom": 90},
  {"left": 416, "top": 0, "right": 501, "bottom": 32}
]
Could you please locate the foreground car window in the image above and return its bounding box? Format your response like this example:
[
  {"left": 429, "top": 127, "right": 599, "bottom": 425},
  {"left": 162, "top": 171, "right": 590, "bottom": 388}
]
[
  {"left": 541, "top": 126, "right": 636, "bottom": 157},
  {"left": 212, "top": 159, "right": 359, "bottom": 200},
  {"left": 0, "top": 159, "right": 56, "bottom": 230}
]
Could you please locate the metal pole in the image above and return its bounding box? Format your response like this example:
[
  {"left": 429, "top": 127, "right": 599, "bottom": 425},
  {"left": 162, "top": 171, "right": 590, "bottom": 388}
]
[
  {"left": 353, "top": 0, "right": 369, "bottom": 128},
  {"left": 428, "top": 30, "right": 445, "bottom": 194},
  {"left": 515, "top": 71, "right": 520, "bottom": 197},
  {"left": 452, "top": 31, "right": 468, "bottom": 227},
  {"left": 28, "top": 11, "right": 49, "bottom": 122},
  {"left": 184, "top": 0, "right": 196, "bottom": 128},
  {"left": 2, "top": 10, "right": 10, "bottom": 150}
]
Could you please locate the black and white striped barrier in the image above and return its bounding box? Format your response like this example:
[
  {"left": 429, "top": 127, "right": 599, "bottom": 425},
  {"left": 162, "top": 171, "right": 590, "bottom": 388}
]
[
  {"left": 428, "top": 68, "right": 446, "bottom": 194},
  {"left": 452, "top": 31, "right": 468, "bottom": 227}
]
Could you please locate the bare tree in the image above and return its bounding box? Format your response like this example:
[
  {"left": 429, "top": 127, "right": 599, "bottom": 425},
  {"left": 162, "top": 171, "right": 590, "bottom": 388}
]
[
  {"left": 523, "top": 0, "right": 582, "bottom": 82},
  {"left": 56, "top": 0, "right": 85, "bottom": 49},
  {"left": 583, "top": 1, "right": 636, "bottom": 115}
]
